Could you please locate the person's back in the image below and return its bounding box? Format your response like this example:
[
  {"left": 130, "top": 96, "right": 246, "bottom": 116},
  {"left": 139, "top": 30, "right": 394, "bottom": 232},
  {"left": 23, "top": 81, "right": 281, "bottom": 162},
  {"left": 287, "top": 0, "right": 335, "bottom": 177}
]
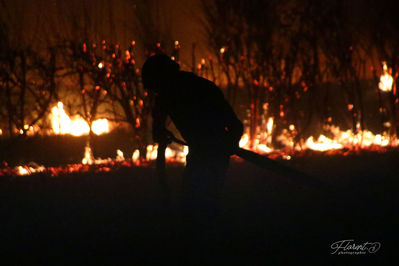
[{"left": 156, "top": 70, "right": 241, "bottom": 150}]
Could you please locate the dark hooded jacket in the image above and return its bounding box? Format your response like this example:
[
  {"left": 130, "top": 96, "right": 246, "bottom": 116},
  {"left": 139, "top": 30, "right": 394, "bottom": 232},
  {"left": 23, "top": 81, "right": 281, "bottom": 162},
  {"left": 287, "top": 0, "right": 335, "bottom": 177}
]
[{"left": 152, "top": 71, "right": 243, "bottom": 152}]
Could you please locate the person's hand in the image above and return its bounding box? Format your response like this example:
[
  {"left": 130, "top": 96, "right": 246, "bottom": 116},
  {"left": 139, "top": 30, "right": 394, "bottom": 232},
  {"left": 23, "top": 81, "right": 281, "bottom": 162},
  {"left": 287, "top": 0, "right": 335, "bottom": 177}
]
[{"left": 224, "top": 134, "right": 241, "bottom": 155}]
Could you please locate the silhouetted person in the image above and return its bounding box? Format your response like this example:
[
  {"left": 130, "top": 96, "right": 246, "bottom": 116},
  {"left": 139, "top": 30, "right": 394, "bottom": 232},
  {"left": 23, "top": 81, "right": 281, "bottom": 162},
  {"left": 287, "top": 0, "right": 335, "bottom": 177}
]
[{"left": 142, "top": 54, "right": 243, "bottom": 234}]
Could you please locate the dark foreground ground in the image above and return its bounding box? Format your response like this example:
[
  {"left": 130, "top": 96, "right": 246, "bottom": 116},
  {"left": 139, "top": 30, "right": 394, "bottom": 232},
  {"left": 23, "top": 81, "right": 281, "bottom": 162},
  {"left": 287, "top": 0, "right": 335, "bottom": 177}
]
[{"left": 1, "top": 151, "right": 398, "bottom": 265}]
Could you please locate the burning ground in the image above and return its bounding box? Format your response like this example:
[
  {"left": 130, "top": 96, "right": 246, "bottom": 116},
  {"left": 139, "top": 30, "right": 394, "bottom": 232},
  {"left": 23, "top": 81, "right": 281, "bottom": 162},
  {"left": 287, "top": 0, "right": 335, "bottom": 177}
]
[
  {"left": 0, "top": 53, "right": 397, "bottom": 263},
  {"left": 1, "top": 101, "right": 399, "bottom": 178},
  {"left": 0, "top": 142, "right": 397, "bottom": 264}
]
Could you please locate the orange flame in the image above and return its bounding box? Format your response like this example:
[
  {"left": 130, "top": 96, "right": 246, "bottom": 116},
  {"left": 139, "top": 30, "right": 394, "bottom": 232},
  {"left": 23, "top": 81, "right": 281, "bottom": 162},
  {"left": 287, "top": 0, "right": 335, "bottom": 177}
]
[
  {"left": 50, "top": 102, "right": 110, "bottom": 136},
  {"left": 17, "top": 166, "right": 29, "bottom": 175},
  {"left": 92, "top": 119, "right": 109, "bottom": 135},
  {"left": 116, "top": 149, "right": 124, "bottom": 161},
  {"left": 143, "top": 143, "right": 188, "bottom": 164},
  {"left": 239, "top": 118, "right": 397, "bottom": 154},
  {"left": 132, "top": 149, "right": 140, "bottom": 165},
  {"left": 16, "top": 164, "right": 45, "bottom": 175},
  {"left": 82, "top": 144, "right": 94, "bottom": 165},
  {"left": 379, "top": 61, "right": 393, "bottom": 92}
]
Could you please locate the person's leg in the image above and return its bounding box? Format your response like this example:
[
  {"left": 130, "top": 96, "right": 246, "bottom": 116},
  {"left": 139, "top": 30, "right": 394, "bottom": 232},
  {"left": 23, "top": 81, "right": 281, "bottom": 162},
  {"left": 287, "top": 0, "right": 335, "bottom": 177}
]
[
  {"left": 181, "top": 149, "right": 229, "bottom": 221},
  {"left": 179, "top": 149, "right": 229, "bottom": 259}
]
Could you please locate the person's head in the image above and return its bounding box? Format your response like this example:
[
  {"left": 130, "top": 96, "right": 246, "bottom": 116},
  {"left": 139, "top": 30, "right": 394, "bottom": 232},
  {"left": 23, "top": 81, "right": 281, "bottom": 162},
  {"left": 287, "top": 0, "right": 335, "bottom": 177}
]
[{"left": 141, "top": 54, "right": 179, "bottom": 94}]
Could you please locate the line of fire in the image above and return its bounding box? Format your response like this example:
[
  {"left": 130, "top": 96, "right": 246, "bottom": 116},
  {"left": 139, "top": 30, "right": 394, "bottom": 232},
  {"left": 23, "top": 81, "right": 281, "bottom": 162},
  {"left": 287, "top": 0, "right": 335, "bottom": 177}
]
[{"left": 0, "top": 0, "right": 398, "bottom": 178}]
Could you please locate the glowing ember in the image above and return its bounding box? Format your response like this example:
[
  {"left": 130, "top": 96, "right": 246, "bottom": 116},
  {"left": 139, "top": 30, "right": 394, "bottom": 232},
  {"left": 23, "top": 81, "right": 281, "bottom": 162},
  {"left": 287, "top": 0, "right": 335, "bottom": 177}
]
[
  {"left": 50, "top": 102, "right": 110, "bottom": 136},
  {"left": 82, "top": 144, "right": 94, "bottom": 165},
  {"left": 132, "top": 149, "right": 140, "bottom": 164},
  {"left": 18, "top": 124, "right": 38, "bottom": 135},
  {"left": 146, "top": 144, "right": 158, "bottom": 161},
  {"left": 15, "top": 164, "right": 45, "bottom": 175},
  {"left": 17, "top": 166, "right": 29, "bottom": 175},
  {"left": 282, "top": 155, "right": 291, "bottom": 160},
  {"left": 116, "top": 149, "right": 124, "bottom": 161},
  {"left": 379, "top": 61, "right": 393, "bottom": 92}
]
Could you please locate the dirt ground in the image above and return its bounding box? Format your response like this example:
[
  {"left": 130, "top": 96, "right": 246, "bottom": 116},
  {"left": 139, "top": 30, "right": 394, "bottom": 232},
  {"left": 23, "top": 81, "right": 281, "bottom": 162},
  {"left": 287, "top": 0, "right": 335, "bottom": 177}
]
[{"left": 1, "top": 151, "right": 398, "bottom": 264}]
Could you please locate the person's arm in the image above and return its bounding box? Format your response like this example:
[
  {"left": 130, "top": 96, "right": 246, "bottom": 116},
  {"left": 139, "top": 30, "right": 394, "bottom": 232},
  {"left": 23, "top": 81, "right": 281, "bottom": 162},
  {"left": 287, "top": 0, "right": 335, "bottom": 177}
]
[
  {"left": 221, "top": 99, "right": 244, "bottom": 152},
  {"left": 209, "top": 83, "right": 244, "bottom": 152}
]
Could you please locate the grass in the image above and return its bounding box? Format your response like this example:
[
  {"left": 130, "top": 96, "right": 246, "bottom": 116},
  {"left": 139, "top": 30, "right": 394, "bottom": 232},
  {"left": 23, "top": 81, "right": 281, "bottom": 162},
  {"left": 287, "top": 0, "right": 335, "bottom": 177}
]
[
  {"left": 0, "top": 150, "right": 397, "bottom": 264},
  {"left": 0, "top": 130, "right": 139, "bottom": 167}
]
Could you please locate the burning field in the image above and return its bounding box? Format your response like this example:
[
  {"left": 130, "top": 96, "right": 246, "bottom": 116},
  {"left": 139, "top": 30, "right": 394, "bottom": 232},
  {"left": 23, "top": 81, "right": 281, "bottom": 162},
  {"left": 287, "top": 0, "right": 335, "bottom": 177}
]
[
  {"left": 1, "top": 99, "right": 399, "bottom": 177},
  {"left": 0, "top": 102, "right": 398, "bottom": 264}
]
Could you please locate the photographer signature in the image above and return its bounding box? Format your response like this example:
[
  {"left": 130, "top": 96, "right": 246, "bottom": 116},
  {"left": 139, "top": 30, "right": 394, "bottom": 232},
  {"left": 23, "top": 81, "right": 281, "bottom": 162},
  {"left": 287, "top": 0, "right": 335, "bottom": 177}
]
[{"left": 330, "top": 239, "right": 381, "bottom": 255}]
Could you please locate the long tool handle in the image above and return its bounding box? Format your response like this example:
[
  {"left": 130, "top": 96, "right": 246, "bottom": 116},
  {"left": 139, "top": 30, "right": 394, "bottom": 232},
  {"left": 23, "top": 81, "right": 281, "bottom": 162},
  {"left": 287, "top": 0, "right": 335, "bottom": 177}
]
[
  {"left": 156, "top": 142, "right": 170, "bottom": 206},
  {"left": 235, "top": 148, "right": 325, "bottom": 188},
  {"left": 169, "top": 135, "right": 324, "bottom": 188}
]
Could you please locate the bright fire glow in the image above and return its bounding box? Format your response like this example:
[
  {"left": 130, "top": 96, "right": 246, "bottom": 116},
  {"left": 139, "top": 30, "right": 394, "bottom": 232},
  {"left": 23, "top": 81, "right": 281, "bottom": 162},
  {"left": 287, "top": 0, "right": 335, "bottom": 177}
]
[
  {"left": 267, "top": 117, "right": 274, "bottom": 134},
  {"left": 145, "top": 143, "right": 188, "bottom": 163},
  {"left": 50, "top": 102, "right": 110, "bottom": 136},
  {"left": 8, "top": 109, "right": 399, "bottom": 177},
  {"left": 146, "top": 144, "right": 158, "bottom": 161},
  {"left": 132, "top": 149, "right": 140, "bottom": 164},
  {"left": 17, "top": 166, "right": 29, "bottom": 175},
  {"left": 239, "top": 118, "right": 396, "bottom": 153},
  {"left": 16, "top": 164, "right": 45, "bottom": 175},
  {"left": 305, "top": 135, "right": 343, "bottom": 151},
  {"left": 92, "top": 119, "right": 109, "bottom": 135},
  {"left": 257, "top": 144, "right": 272, "bottom": 153},
  {"left": 116, "top": 149, "right": 124, "bottom": 161},
  {"left": 78, "top": 143, "right": 188, "bottom": 168},
  {"left": 379, "top": 61, "right": 393, "bottom": 92},
  {"left": 82, "top": 144, "right": 94, "bottom": 165},
  {"left": 239, "top": 133, "right": 249, "bottom": 148}
]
